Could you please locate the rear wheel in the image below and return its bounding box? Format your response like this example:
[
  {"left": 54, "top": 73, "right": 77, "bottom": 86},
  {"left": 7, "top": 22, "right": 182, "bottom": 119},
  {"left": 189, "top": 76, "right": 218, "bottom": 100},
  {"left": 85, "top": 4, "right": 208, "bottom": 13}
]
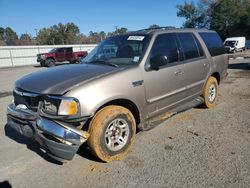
[
  {"left": 87, "top": 105, "right": 136, "bottom": 162},
  {"left": 202, "top": 76, "right": 218, "bottom": 108}
]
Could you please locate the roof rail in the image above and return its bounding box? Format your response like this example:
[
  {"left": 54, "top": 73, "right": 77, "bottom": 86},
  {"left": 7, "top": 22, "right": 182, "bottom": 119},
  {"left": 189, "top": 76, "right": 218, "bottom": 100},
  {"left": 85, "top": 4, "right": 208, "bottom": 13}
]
[{"left": 136, "top": 26, "right": 176, "bottom": 32}]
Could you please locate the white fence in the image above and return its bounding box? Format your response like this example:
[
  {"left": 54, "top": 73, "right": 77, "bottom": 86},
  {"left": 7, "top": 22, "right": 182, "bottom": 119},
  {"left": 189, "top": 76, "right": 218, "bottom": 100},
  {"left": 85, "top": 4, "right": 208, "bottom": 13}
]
[{"left": 0, "top": 44, "right": 96, "bottom": 68}]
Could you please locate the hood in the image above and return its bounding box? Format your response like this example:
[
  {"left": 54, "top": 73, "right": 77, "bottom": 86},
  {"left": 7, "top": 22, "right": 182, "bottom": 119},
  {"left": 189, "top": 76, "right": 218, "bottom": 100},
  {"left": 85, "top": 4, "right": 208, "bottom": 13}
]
[
  {"left": 15, "top": 64, "right": 122, "bottom": 95},
  {"left": 38, "top": 53, "right": 48, "bottom": 56}
]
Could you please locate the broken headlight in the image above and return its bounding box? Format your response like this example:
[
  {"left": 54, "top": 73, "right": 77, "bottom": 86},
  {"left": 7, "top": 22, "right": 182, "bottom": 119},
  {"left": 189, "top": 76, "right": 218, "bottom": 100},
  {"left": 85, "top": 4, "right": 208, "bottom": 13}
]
[{"left": 43, "top": 96, "right": 80, "bottom": 116}]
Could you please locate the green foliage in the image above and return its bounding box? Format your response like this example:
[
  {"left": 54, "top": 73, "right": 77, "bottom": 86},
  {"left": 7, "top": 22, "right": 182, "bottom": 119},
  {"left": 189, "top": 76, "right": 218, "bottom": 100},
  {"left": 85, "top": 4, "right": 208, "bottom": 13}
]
[
  {"left": 107, "top": 27, "right": 128, "bottom": 36},
  {"left": 37, "top": 22, "right": 81, "bottom": 45},
  {"left": 210, "top": 0, "right": 250, "bottom": 38},
  {"left": 0, "top": 23, "right": 177, "bottom": 46},
  {"left": 177, "top": 0, "right": 250, "bottom": 39},
  {"left": 19, "top": 33, "right": 32, "bottom": 45},
  {"left": 176, "top": 1, "right": 210, "bottom": 28},
  {"left": 0, "top": 27, "right": 19, "bottom": 45},
  {"left": 148, "top": 24, "right": 161, "bottom": 29}
]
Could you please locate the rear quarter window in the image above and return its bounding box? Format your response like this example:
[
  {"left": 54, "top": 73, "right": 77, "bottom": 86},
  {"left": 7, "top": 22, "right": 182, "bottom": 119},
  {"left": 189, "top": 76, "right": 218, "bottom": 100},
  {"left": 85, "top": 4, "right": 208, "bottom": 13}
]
[{"left": 199, "top": 32, "right": 225, "bottom": 56}]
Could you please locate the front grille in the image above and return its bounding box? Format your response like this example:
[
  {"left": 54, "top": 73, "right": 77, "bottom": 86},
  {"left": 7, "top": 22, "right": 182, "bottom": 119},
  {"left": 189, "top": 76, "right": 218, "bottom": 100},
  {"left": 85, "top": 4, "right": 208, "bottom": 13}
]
[
  {"left": 37, "top": 54, "right": 42, "bottom": 61},
  {"left": 14, "top": 88, "right": 43, "bottom": 111}
]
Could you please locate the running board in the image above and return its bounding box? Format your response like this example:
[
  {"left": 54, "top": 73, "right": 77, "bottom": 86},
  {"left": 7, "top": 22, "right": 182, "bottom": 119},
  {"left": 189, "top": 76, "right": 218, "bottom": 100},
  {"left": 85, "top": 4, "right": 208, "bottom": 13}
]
[{"left": 138, "top": 96, "right": 204, "bottom": 131}]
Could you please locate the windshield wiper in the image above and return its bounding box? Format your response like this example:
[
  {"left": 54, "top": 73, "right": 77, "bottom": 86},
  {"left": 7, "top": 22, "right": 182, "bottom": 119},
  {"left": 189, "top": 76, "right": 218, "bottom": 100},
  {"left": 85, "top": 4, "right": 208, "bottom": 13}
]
[{"left": 87, "top": 60, "right": 119, "bottom": 68}]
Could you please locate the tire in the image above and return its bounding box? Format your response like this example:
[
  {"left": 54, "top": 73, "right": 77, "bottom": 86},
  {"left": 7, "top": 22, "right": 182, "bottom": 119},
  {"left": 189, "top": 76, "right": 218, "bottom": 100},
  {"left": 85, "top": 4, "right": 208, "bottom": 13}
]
[
  {"left": 45, "top": 59, "right": 55, "bottom": 67},
  {"left": 87, "top": 105, "right": 136, "bottom": 162},
  {"left": 40, "top": 61, "right": 45, "bottom": 67},
  {"left": 69, "top": 60, "right": 76, "bottom": 64},
  {"left": 202, "top": 76, "right": 218, "bottom": 108}
]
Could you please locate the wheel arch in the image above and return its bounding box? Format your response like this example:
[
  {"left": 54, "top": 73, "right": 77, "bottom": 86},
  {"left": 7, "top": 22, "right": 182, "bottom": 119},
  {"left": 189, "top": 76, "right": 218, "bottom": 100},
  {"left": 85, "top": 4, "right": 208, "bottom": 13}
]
[
  {"left": 210, "top": 72, "right": 220, "bottom": 85},
  {"left": 46, "top": 57, "right": 55, "bottom": 61},
  {"left": 95, "top": 98, "right": 141, "bottom": 125}
]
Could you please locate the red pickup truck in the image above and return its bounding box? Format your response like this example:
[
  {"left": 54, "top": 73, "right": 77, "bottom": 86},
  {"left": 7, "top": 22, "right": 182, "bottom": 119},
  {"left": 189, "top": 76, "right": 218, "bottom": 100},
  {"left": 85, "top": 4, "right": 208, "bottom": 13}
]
[{"left": 37, "top": 47, "right": 88, "bottom": 67}]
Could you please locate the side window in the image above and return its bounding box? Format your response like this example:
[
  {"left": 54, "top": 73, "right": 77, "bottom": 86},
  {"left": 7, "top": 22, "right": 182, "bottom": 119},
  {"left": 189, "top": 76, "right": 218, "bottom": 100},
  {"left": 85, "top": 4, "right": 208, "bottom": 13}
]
[
  {"left": 177, "top": 33, "right": 200, "bottom": 60},
  {"left": 58, "top": 48, "right": 64, "bottom": 53},
  {"left": 193, "top": 35, "right": 204, "bottom": 57},
  {"left": 66, "top": 48, "right": 72, "bottom": 53},
  {"left": 199, "top": 32, "right": 225, "bottom": 56},
  {"left": 151, "top": 33, "right": 178, "bottom": 66}
]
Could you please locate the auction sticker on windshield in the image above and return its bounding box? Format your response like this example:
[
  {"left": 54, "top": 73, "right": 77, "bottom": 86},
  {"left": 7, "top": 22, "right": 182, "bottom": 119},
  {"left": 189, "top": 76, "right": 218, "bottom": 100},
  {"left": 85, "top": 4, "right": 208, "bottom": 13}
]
[{"left": 127, "top": 36, "right": 145, "bottom": 41}]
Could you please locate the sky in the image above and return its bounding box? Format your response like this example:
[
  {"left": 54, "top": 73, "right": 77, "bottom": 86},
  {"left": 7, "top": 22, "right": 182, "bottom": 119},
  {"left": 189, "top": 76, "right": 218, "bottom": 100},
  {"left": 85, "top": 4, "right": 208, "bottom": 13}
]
[{"left": 0, "top": 0, "right": 196, "bottom": 37}]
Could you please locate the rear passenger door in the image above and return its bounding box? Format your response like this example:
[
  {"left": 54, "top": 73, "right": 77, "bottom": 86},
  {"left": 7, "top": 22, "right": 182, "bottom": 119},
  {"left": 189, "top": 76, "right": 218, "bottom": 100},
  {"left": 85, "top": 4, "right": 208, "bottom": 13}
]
[
  {"left": 176, "top": 32, "right": 209, "bottom": 98},
  {"left": 65, "top": 47, "right": 73, "bottom": 61}
]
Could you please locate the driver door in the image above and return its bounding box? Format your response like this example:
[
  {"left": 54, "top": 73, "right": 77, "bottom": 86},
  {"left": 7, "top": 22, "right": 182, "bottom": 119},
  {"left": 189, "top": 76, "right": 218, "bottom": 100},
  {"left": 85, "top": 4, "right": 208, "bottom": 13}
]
[{"left": 143, "top": 33, "right": 185, "bottom": 118}]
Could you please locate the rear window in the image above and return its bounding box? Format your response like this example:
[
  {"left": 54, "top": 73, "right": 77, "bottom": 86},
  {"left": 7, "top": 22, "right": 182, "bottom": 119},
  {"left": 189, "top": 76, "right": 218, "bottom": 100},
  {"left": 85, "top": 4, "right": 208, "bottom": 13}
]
[
  {"left": 177, "top": 33, "right": 203, "bottom": 60},
  {"left": 199, "top": 32, "right": 225, "bottom": 56}
]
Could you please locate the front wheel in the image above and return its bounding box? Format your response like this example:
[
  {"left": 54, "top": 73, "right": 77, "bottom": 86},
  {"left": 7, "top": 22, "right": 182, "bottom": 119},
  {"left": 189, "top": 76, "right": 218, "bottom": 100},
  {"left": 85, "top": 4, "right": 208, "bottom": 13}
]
[
  {"left": 202, "top": 76, "right": 218, "bottom": 108},
  {"left": 45, "top": 59, "right": 55, "bottom": 67},
  {"left": 87, "top": 105, "right": 136, "bottom": 162},
  {"left": 40, "top": 61, "right": 45, "bottom": 67}
]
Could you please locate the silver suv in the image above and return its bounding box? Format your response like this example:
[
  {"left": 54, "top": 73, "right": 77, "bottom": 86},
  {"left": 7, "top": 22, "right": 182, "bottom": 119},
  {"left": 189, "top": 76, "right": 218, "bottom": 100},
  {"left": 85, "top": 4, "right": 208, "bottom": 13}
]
[{"left": 7, "top": 28, "right": 228, "bottom": 162}]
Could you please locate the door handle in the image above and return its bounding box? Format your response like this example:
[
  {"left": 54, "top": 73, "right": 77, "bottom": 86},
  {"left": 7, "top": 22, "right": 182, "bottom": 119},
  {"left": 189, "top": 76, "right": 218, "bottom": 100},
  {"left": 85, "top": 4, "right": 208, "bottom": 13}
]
[
  {"left": 174, "top": 69, "right": 183, "bottom": 76},
  {"left": 204, "top": 63, "right": 209, "bottom": 68}
]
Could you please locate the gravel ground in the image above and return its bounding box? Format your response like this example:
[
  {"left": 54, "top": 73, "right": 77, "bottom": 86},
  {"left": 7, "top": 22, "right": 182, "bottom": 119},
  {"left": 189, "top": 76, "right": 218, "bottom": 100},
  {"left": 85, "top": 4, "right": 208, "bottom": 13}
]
[{"left": 0, "top": 59, "right": 249, "bottom": 188}]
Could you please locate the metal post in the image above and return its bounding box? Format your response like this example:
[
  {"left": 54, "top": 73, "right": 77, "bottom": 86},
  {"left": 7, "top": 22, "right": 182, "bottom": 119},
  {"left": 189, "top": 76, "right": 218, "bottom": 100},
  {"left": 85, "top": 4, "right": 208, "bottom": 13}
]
[{"left": 9, "top": 49, "right": 14, "bottom": 67}]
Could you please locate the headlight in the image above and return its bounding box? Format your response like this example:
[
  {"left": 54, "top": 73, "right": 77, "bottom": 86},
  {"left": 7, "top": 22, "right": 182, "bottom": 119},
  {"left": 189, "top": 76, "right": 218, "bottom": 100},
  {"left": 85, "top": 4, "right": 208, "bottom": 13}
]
[
  {"left": 58, "top": 98, "right": 78, "bottom": 115},
  {"left": 43, "top": 96, "right": 80, "bottom": 116},
  {"left": 41, "top": 54, "right": 46, "bottom": 59}
]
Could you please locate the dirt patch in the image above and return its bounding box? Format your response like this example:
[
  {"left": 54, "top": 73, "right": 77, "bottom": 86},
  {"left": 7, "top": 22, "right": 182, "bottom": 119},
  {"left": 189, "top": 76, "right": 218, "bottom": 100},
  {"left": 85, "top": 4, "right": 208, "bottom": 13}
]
[
  {"left": 171, "top": 113, "right": 194, "bottom": 125},
  {"left": 80, "top": 163, "right": 110, "bottom": 176},
  {"left": 187, "top": 130, "right": 199, "bottom": 137},
  {"left": 124, "top": 155, "right": 144, "bottom": 169},
  {"left": 164, "top": 145, "right": 173, "bottom": 150},
  {"left": 233, "top": 70, "right": 250, "bottom": 78}
]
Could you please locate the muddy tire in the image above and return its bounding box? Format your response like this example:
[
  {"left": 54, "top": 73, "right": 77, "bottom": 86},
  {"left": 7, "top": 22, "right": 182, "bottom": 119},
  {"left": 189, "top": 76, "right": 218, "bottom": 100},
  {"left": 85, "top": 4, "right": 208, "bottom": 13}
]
[
  {"left": 87, "top": 105, "right": 136, "bottom": 162},
  {"left": 202, "top": 76, "right": 218, "bottom": 108}
]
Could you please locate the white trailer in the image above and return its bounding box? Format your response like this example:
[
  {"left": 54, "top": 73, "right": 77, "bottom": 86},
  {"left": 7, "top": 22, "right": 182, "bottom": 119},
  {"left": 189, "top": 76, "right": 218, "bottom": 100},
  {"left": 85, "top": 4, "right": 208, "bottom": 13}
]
[{"left": 224, "top": 37, "right": 246, "bottom": 53}]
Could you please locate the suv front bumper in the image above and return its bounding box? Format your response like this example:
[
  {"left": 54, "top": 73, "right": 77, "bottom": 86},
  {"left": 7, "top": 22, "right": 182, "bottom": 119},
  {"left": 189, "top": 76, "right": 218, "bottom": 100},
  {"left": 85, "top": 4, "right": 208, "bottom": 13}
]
[{"left": 7, "top": 103, "right": 89, "bottom": 162}]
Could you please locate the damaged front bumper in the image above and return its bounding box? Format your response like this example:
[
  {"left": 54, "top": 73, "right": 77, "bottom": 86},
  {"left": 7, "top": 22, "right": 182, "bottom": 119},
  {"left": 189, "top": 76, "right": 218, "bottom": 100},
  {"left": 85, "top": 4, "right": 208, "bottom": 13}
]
[{"left": 7, "top": 103, "right": 89, "bottom": 162}]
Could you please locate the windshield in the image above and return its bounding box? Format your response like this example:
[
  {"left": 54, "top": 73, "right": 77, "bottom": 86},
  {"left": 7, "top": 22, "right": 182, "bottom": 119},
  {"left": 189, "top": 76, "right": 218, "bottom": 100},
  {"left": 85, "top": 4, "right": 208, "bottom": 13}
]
[
  {"left": 224, "top": 41, "right": 236, "bottom": 47},
  {"left": 82, "top": 34, "right": 150, "bottom": 66},
  {"left": 49, "top": 48, "right": 58, "bottom": 53}
]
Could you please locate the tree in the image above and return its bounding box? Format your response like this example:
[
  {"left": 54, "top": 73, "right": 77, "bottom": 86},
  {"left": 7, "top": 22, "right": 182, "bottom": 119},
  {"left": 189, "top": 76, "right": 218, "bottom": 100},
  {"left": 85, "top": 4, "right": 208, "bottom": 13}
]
[
  {"left": 177, "top": 0, "right": 250, "bottom": 39},
  {"left": 108, "top": 27, "right": 128, "bottom": 36},
  {"left": 37, "top": 22, "right": 81, "bottom": 45},
  {"left": 65, "top": 22, "right": 80, "bottom": 44},
  {"left": 99, "top": 31, "right": 106, "bottom": 41},
  {"left": 0, "top": 27, "right": 4, "bottom": 40},
  {"left": 176, "top": 1, "right": 206, "bottom": 28},
  {"left": 148, "top": 24, "right": 161, "bottom": 29},
  {"left": 0, "top": 27, "right": 5, "bottom": 45},
  {"left": 37, "top": 28, "right": 52, "bottom": 45},
  {"left": 4, "top": 27, "right": 18, "bottom": 45},
  {"left": 19, "top": 33, "right": 32, "bottom": 45},
  {"left": 210, "top": 0, "right": 250, "bottom": 38}
]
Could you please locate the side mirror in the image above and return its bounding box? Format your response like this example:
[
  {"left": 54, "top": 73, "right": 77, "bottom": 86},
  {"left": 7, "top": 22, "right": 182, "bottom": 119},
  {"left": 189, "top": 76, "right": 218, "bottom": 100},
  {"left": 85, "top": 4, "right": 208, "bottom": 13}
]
[{"left": 150, "top": 54, "right": 169, "bottom": 70}]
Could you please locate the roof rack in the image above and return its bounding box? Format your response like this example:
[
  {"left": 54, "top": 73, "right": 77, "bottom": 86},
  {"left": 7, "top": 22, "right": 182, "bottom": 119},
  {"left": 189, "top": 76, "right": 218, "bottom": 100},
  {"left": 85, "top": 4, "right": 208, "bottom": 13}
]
[{"left": 136, "top": 26, "right": 176, "bottom": 32}]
